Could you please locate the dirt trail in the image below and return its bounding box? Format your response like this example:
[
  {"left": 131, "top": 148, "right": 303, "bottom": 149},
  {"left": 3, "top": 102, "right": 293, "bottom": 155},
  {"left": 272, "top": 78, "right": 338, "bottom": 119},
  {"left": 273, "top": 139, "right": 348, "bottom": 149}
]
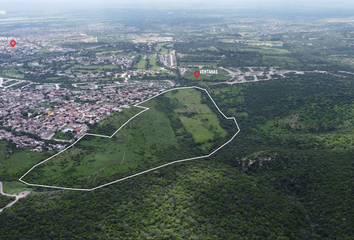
[{"left": 0, "top": 181, "right": 31, "bottom": 213}]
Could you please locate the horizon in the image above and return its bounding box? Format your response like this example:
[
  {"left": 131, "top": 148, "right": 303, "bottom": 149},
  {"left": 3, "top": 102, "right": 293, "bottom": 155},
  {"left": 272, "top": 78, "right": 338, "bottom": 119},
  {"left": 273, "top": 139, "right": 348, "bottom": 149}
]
[{"left": 2, "top": 0, "right": 354, "bottom": 12}]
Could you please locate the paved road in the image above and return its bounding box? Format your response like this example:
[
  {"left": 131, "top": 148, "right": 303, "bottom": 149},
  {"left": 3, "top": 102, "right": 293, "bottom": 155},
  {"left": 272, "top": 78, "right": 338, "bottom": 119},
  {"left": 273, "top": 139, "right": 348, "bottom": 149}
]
[{"left": 0, "top": 181, "right": 30, "bottom": 213}]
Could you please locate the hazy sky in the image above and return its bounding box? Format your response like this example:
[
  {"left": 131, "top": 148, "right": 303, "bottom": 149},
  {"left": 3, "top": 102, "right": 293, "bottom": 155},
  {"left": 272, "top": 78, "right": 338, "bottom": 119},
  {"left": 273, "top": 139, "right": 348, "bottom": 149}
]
[{"left": 2, "top": 0, "right": 354, "bottom": 11}]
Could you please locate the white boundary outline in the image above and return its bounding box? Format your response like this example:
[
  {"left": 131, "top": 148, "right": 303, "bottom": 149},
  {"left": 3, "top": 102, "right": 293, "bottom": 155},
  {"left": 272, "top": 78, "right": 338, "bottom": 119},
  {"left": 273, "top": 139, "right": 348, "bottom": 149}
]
[{"left": 19, "top": 86, "right": 240, "bottom": 191}]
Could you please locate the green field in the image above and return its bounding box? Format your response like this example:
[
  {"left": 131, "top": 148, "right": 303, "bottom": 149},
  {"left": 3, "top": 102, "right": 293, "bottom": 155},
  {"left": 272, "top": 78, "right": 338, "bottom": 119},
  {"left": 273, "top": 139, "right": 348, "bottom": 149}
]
[
  {"left": 148, "top": 55, "right": 161, "bottom": 71},
  {"left": 89, "top": 107, "right": 142, "bottom": 136},
  {"left": 2, "top": 80, "right": 18, "bottom": 86},
  {"left": 71, "top": 64, "right": 120, "bottom": 73},
  {"left": 96, "top": 50, "right": 124, "bottom": 55},
  {"left": 0, "top": 69, "right": 25, "bottom": 79},
  {"left": 1, "top": 181, "right": 33, "bottom": 195},
  {"left": 259, "top": 47, "right": 291, "bottom": 55},
  {"left": 21, "top": 88, "right": 235, "bottom": 188},
  {"left": 155, "top": 43, "right": 172, "bottom": 54},
  {"left": 166, "top": 89, "right": 227, "bottom": 143},
  {"left": 0, "top": 141, "right": 51, "bottom": 181},
  {"left": 52, "top": 131, "right": 72, "bottom": 140},
  {"left": 183, "top": 68, "right": 231, "bottom": 83},
  {"left": 136, "top": 58, "right": 147, "bottom": 70}
]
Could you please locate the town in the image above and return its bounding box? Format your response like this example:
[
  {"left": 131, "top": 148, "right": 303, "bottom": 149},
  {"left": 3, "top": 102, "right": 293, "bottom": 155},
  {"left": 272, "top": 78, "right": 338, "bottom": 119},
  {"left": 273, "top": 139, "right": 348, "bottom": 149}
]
[{"left": 0, "top": 85, "right": 165, "bottom": 152}]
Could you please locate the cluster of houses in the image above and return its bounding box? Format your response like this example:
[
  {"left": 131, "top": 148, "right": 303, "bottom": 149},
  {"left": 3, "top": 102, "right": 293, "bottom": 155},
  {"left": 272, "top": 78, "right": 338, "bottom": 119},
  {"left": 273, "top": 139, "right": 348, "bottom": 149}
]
[
  {"left": 133, "top": 37, "right": 173, "bottom": 43},
  {"left": 0, "top": 129, "right": 65, "bottom": 152},
  {"left": 0, "top": 41, "right": 41, "bottom": 62},
  {"left": 0, "top": 86, "right": 164, "bottom": 151},
  {"left": 1, "top": 53, "right": 136, "bottom": 80}
]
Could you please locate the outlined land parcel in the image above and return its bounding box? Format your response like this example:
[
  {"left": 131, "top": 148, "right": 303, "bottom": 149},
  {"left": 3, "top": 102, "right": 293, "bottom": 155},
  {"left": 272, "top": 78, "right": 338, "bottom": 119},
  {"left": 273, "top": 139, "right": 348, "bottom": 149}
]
[{"left": 19, "top": 87, "right": 240, "bottom": 190}]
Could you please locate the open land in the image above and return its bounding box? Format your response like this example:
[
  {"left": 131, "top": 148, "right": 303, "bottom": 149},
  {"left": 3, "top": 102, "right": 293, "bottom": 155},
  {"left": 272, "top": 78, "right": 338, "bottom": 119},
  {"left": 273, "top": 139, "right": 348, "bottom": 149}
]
[
  {"left": 21, "top": 88, "right": 237, "bottom": 189},
  {"left": 1, "top": 7, "right": 354, "bottom": 240}
]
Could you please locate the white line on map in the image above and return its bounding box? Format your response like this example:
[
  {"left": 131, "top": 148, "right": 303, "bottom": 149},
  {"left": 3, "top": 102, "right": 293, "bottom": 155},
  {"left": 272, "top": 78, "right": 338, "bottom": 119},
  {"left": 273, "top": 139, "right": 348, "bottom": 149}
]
[{"left": 18, "top": 86, "right": 241, "bottom": 191}]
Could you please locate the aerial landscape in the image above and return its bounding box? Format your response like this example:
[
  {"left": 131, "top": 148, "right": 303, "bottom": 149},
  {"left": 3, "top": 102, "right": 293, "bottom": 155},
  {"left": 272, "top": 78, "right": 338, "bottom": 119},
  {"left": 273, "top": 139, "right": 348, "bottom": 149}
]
[{"left": 1, "top": 0, "right": 354, "bottom": 239}]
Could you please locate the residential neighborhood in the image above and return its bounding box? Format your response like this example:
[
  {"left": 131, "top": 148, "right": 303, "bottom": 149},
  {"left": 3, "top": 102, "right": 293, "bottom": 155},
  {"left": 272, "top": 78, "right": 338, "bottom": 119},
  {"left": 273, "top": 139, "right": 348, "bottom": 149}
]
[{"left": 0, "top": 85, "right": 165, "bottom": 152}]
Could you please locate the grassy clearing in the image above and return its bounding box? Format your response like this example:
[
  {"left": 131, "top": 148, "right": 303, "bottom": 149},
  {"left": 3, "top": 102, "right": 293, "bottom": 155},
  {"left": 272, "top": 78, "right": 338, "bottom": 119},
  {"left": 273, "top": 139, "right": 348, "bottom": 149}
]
[
  {"left": 183, "top": 68, "right": 230, "bottom": 83},
  {"left": 52, "top": 131, "right": 72, "bottom": 140},
  {"left": 2, "top": 181, "right": 33, "bottom": 195},
  {"left": 148, "top": 55, "right": 161, "bottom": 71},
  {"left": 179, "top": 61, "right": 220, "bottom": 67},
  {"left": 96, "top": 50, "right": 124, "bottom": 55},
  {"left": 260, "top": 48, "right": 291, "bottom": 55},
  {"left": 155, "top": 43, "right": 171, "bottom": 54},
  {"left": 22, "top": 100, "right": 179, "bottom": 187},
  {"left": 166, "top": 89, "right": 227, "bottom": 143},
  {"left": 22, "top": 88, "right": 233, "bottom": 188},
  {"left": 2, "top": 80, "right": 17, "bottom": 86},
  {"left": 0, "top": 140, "right": 51, "bottom": 182},
  {"left": 168, "top": 88, "right": 234, "bottom": 151},
  {"left": 136, "top": 58, "right": 147, "bottom": 70},
  {"left": 0, "top": 70, "right": 25, "bottom": 79},
  {"left": 71, "top": 65, "right": 120, "bottom": 73},
  {"left": 89, "top": 107, "right": 142, "bottom": 136}
]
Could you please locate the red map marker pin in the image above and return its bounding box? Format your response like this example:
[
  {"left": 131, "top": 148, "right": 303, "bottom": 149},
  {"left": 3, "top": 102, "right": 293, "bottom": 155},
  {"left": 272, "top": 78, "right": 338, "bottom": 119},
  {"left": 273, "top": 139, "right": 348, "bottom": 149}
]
[
  {"left": 194, "top": 71, "right": 200, "bottom": 78},
  {"left": 10, "top": 40, "right": 16, "bottom": 47}
]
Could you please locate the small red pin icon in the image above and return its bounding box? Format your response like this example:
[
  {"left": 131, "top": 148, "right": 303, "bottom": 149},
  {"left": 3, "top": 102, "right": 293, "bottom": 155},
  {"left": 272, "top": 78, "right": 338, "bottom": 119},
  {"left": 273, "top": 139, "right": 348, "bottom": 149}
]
[
  {"left": 194, "top": 71, "right": 200, "bottom": 78},
  {"left": 10, "top": 40, "right": 16, "bottom": 47}
]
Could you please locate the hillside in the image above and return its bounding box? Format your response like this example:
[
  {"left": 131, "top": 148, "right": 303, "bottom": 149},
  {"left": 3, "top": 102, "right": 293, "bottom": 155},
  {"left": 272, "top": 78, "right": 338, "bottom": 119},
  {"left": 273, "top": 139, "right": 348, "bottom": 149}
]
[{"left": 21, "top": 88, "right": 238, "bottom": 189}]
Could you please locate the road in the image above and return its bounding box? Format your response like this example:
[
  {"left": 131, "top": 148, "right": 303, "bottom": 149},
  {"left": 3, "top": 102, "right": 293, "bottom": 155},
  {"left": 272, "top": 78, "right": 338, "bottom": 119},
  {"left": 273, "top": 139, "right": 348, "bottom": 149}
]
[
  {"left": 0, "top": 78, "right": 32, "bottom": 89},
  {"left": 0, "top": 181, "right": 31, "bottom": 213},
  {"left": 219, "top": 67, "right": 240, "bottom": 80}
]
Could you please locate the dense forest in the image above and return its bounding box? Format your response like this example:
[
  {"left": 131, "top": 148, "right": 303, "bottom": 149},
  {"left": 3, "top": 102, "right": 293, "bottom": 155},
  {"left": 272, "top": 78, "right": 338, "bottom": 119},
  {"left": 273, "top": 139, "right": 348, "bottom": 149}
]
[
  {"left": 0, "top": 195, "right": 15, "bottom": 210},
  {"left": 1, "top": 73, "right": 354, "bottom": 239}
]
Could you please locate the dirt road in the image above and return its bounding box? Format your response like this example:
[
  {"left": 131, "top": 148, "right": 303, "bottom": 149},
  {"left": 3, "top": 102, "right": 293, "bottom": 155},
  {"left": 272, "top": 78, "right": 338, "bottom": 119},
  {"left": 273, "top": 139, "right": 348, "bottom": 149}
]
[{"left": 0, "top": 181, "right": 31, "bottom": 213}]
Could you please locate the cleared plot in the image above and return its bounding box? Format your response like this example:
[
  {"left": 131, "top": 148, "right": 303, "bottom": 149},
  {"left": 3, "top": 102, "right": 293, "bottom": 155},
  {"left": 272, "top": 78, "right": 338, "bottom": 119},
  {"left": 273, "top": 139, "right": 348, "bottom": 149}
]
[
  {"left": 148, "top": 55, "right": 161, "bottom": 71},
  {"left": 0, "top": 140, "right": 51, "bottom": 189},
  {"left": 1, "top": 181, "right": 32, "bottom": 195},
  {"left": 2, "top": 80, "right": 18, "bottom": 87},
  {"left": 136, "top": 58, "right": 147, "bottom": 70},
  {"left": 1, "top": 69, "right": 26, "bottom": 79},
  {"left": 21, "top": 88, "right": 238, "bottom": 189},
  {"left": 166, "top": 89, "right": 227, "bottom": 143},
  {"left": 183, "top": 68, "right": 231, "bottom": 83},
  {"left": 89, "top": 107, "right": 142, "bottom": 136},
  {"left": 71, "top": 65, "right": 120, "bottom": 73},
  {"left": 96, "top": 50, "right": 124, "bottom": 55},
  {"left": 52, "top": 131, "right": 72, "bottom": 140},
  {"left": 155, "top": 43, "right": 172, "bottom": 54},
  {"left": 259, "top": 48, "right": 291, "bottom": 55}
]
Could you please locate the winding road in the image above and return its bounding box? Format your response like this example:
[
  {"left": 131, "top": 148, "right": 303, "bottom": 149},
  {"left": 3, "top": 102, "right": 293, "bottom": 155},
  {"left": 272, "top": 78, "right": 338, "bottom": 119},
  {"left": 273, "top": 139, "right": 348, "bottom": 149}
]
[{"left": 0, "top": 181, "right": 30, "bottom": 213}]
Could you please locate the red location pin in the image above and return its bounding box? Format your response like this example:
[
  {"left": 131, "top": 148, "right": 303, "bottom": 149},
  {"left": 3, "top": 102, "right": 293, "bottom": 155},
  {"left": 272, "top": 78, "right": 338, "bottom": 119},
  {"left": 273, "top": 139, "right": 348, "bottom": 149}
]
[
  {"left": 194, "top": 71, "right": 200, "bottom": 78},
  {"left": 10, "top": 40, "right": 16, "bottom": 48}
]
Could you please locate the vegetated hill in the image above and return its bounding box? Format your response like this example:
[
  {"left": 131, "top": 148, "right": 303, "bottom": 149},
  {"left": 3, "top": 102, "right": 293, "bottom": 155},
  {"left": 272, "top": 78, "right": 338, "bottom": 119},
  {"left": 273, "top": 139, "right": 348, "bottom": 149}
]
[
  {"left": 208, "top": 73, "right": 354, "bottom": 239},
  {"left": 0, "top": 161, "right": 311, "bottom": 239},
  {"left": 1, "top": 74, "right": 354, "bottom": 239},
  {"left": 0, "top": 195, "right": 15, "bottom": 210}
]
